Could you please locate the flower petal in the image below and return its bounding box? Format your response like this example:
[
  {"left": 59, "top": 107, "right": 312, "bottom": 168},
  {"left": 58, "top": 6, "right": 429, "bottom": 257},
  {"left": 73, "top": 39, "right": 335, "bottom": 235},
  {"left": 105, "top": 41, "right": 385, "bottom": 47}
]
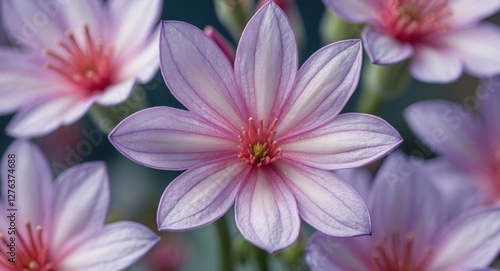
[
  {"left": 109, "top": 107, "right": 237, "bottom": 171},
  {"left": 160, "top": 21, "right": 246, "bottom": 132},
  {"left": 58, "top": 221, "right": 159, "bottom": 271},
  {"left": 449, "top": 0, "right": 500, "bottom": 26},
  {"left": 235, "top": 168, "right": 300, "bottom": 253},
  {"left": 410, "top": 44, "right": 462, "bottom": 83},
  {"left": 234, "top": 1, "right": 298, "bottom": 122},
  {"left": 6, "top": 93, "right": 95, "bottom": 138},
  {"left": 1, "top": 141, "right": 53, "bottom": 227},
  {"left": 59, "top": 0, "right": 106, "bottom": 43},
  {"left": 404, "top": 100, "right": 486, "bottom": 173},
  {"left": 441, "top": 24, "right": 500, "bottom": 78},
  {"left": 109, "top": 0, "right": 162, "bottom": 57},
  {"left": 427, "top": 207, "right": 500, "bottom": 270},
  {"left": 306, "top": 232, "right": 371, "bottom": 271},
  {"left": 278, "top": 40, "right": 363, "bottom": 135},
  {"left": 322, "top": 0, "right": 377, "bottom": 23},
  {"left": 280, "top": 113, "right": 402, "bottom": 170},
  {"left": 158, "top": 159, "right": 249, "bottom": 230},
  {"left": 96, "top": 78, "right": 136, "bottom": 106},
  {"left": 275, "top": 161, "right": 370, "bottom": 237},
  {"left": 335, "top": 168, "right": 372, "bottom": 202},
  {"left": 362, "top": 26, "right": 414, "bottom": 64},
  {"left": 50, "top": 162, "right": 109, "bottom": 251}
]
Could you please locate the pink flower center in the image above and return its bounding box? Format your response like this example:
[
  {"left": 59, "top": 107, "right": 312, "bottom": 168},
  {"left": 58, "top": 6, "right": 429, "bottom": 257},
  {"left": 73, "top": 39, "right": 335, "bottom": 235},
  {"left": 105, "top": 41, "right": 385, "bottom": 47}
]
[
  {"left": 378, "top": 0, "right": 452, "bottom": 42},
  {"left": 372, "top": 228, "right": 433, "bottom": 271},
  {"left": 0, "top": 220, "right": 54, "bottom": 271},
  {"left": 43, "top": 24, "right": 116, "bottom": 95},
  {"left": 238, "top": 118, "right": 282, "bottom": 167}
]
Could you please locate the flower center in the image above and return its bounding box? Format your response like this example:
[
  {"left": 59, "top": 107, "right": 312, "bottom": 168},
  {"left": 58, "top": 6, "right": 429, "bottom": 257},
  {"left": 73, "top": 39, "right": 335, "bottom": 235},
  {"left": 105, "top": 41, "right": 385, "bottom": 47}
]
[
  {"left": 372, "top": 228, "right": 433, "bottom": 271},
  {"left": 238, "top": 117, "right": 282, "bottom": 167},
  {"left": 379, "top": 0, "right": 452, "bottom": 42},
  {"left": 43, "top": 24, "right": 115, "bottom": 94},
  {"left": 0, "top": 220, "right": 54, "bottom": 271}
]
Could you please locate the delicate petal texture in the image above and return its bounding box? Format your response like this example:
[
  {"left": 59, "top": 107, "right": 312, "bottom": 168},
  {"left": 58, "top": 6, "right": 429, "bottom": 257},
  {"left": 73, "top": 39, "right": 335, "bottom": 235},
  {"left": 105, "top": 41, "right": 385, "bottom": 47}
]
[
  {"left": 110, "top": 107, "right": 236, "bottom": 171},
  {"left": 158, "top": 159, "right": 249, "bottom": 230},
  {"left": 321, "top": 0, "right": 377, "bottom": 23},
  {"left": 362, "top": 26, "right": 414, "bottom": 64},
  {"left": 1, "top": 141, "right": 52, "bottom": 226},
  {"left": 6, "top": 94, "right": 95, "bottom": 138},
  {"left": 160, "top": 21, "right": 246, "bottom": 132},
  {"left": 235, "top": 1, "right": 297, "bottom": 121},
  {"left": 109, "top": 0, "right": 162, "bottom": 57},
  {"left": 96, "top": 79, "right": 136, "bottom": 106},
  {"left": 278, "top": 40, "right": 362, "bottom": 135},
  {"left": 275, "top": 161, "right": 371, "bottom": 236},
  {"left": 404, "top": 100, "right": 485, "bottom": 173},
  {"left": 59, "top": 221, "right": 159, "bottom": 271},
  {"left": 441, "top": 24, "right": 500, "bottom": 77},
  {"left": 281, "top": 113, "right": 402, "bottom": 170},
  {"left": 307, "top": 233, "right": 370, "bottom": 271},
  {"left": 235, "top": 169, "right": 300, "bottom": 253},
  {"left": 410, "top": 45, "right": 462, "bottom": 83},
  {"left": 51, "top": 162, "right": 109, "bottom": 251},
  {"left": 427, "top": 207, "right": 500, "bottom": 270},
  {"left": 449, "top": 0, "right": 500, "bottom": 26}
]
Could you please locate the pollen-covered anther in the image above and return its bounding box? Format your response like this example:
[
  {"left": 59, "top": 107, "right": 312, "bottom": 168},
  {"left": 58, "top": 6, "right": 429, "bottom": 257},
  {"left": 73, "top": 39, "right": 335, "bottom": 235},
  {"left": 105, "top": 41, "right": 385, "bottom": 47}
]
[
  {"left": 42, "top": 24, "right": 115, "bottom": 93},
  {"left": 372, "top": 228, "right": 434, "bottom": 271},
  {"left": 238, "top": 117, "right": 282, "bottom": 167}
]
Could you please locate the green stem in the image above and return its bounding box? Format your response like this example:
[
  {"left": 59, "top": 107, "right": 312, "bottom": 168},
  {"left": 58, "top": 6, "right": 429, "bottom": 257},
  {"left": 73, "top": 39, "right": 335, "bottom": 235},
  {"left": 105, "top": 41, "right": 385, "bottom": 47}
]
[
  {"left": 215, "top": 216, "right": 233, "bottom": 271},
  {"left": 255, "top": 247, "right": 269, "bottom": 271},
  {"left": 356, "top": 85, "right": 385, "bottom": 114}
]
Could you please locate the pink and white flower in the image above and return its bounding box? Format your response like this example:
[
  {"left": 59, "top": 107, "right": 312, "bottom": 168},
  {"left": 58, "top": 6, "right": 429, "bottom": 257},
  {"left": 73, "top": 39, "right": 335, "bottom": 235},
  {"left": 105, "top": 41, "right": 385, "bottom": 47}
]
[
  {"left": 109, "top": 2, "right": 402, "bottom": 253},
  {"left": 405, "top": 76, "right": 500, "bottom": 204},
  {"left": 322, "top": 0, "right": 500, "bottom": 83},
  {"left": 0, "top": 0, "right": 162, "bottom": 138},
  {"left": 0, "top": 140, "right": 159, "bottom": 270},
  {"left": 307, "top": 152, "right": 500, "bottom": 271}
]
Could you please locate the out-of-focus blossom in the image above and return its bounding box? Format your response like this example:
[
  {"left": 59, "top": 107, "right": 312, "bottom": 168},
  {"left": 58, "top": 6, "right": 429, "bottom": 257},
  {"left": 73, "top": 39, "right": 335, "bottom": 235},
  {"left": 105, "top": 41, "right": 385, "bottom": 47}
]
[
  {"left": 307, "top": 152, "right": 500, "bottom": 271},
  {"left": 405, "top": 76, "right": 500, "bottom": 204},
  {"left": 0, "top": 140, "right": 159, "bottom": 270},
  {"left": 0, "top": 0, "right": 162, "bottom": 138},
  {"left": 322, "top": 0, "right": 500, "bottom": 83},
  {"left": 110, "top": 2, "right": 402, "bottom": 253},
  {"left": 145, "top": 237, "right": 189, "bottom": 271}
]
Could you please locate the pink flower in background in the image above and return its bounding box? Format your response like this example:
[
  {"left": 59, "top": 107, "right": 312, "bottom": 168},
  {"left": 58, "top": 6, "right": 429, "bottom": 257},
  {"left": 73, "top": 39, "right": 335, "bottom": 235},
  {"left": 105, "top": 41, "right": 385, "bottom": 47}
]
[
  {"left": 307, "top": 152, "right": 500, "bottom": 271},
  {"left": 0, "top": 141, "right": 158, "bottom": 270},
  {"left": 405, "top": 76, "right": 500, "bottom": 204},
  {"left": 322, "top": 0, "right": 500, "bottom": 83},
  {"left": 0, "top": 0, "right": 162, "bottom": 138},
  {"left": 110, "top": 2, "right": 402, "bottom": 252}
]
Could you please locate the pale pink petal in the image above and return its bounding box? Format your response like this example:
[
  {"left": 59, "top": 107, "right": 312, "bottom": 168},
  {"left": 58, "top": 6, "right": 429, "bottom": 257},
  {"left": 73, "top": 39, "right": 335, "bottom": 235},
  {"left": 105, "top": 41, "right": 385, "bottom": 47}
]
[
  {"left": 96, "top": 78, "right": 136, "bottom": 106},
  {"left": 335, "top": 168, "right": 372, "bottom": 201},
  {"left": 235, "top": 1, "right": 297, "bottom": 121},
  {"left": 109, "top": 0, "right": 162, "bottom": 57},
  {"left": 322, "top": 0, "right": 377, "bottom": 23},
  {"left": 6, "top": 93, "right": 95, "bottom": 138},
  {"left": 280, "top": 113, "right": 401, "bottom": 170},
  {"left": 235, "top": 168, "right": 300, "bottom": 253},
  {"left": 362, "top": 26, "right": 414, "bottom": 64},
  {"left": 1, "top": 0, "right": 67, "bottom": 49},
  {"left": 449, "top": 0, "right": 500, "bottom": 26},
  {"left": 427, "top": 207, "right": 500, "bottom": 270},
  {"left": 441, "top": 24, "right": 500, "bottom": 78},
  {"left": 306, "top": 233, "right": 371, "bottom": 271},
  {"left": 275, "top": 161, "right": 370, "bottom": 237},
  {"left": 59, "top": 0, "right": 107, "bottom": 44},
  {"left": 404, "top": 100, "right": 486, "bottom": 173},
  {"left": 116, "top": 26, "right": 160, "bottom": 84},
  {"left": 109, "top": 107, "right": 236, "bottom": 171},
  {"left": 1, "top": 141, "right": 52, "bottom": 227},
  {"left": 158, "top": 159, "right": 249, "bottom": 230},
  {"left": 278, "top": 40, "right": 362, "bottom": 135},
  {"left": 58, "top": 221, "right": 159, "bottom": 271},
  {"left": 160, "top": 21, "right": 246, "bottom": 131},
  {"left": 410, "top": 45, "right": 462, "bottom": 83},
  {"left": 50, "top": 162, "right": 109, "bottom": 252}
]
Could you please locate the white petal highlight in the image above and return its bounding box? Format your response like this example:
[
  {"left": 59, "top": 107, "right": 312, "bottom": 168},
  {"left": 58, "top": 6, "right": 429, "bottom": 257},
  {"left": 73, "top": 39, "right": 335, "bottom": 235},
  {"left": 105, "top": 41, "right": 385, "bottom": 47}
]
[{"left": 410, "top": 45, "right": 462, "bottom": 83}]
